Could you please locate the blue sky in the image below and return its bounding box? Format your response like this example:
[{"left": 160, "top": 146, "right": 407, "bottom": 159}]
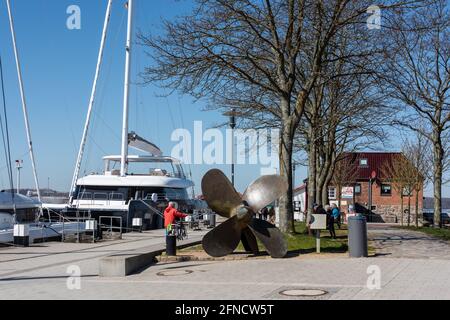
[{"left": 0, "top": 0, "right": 447, "bottom": 197}]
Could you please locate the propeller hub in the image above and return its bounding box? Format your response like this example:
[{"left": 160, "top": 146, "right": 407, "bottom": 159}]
[{"left": 236, "top": 205, "right": 253, "bottom": 222}]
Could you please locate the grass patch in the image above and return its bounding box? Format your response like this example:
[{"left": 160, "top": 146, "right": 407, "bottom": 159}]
[
  {"left": 284, "top": 222, "right": 348, "bottom": 254},
  {"left": 182, "top": 222, "right": 348, "bottom": 255},
  {"left": 398, "top": 226, "right": 450, "bottom": 241}
]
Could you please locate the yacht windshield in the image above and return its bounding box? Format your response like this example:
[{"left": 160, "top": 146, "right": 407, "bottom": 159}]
[{"left": 106, "top": 158, "right": 185, "bottom": 178}]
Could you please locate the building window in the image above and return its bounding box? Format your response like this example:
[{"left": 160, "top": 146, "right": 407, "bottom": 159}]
[
  {"left": 328, "top": 187, "right": 336, "bottom": 200},
  {"left": 354, "top": 184, "right": 362, "bottom": 195},
  {"left": 381, "top": 184, "right": 392, "bottom": 196},
  {"left": 359, "top": 158, "right": 368, "bottom": 167}
]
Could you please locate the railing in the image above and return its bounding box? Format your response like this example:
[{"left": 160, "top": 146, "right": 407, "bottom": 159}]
[
  {"left": 143, "top": 192, "right": 186, "bottom": 201},
  {"left": 137, "top": 200, "right": 164, "bottom": 218},
  {"left": 75, "top": 192, "right": 126, "bottom": 206},
  {"left": 42, "top": 206, "right": 73, "bottom": 224},
  {"left": 99, "top": 216, "right": 122, "bottom": 240},
  {"left": 60, "top": 211, "right": 92, "bottom": 243}
]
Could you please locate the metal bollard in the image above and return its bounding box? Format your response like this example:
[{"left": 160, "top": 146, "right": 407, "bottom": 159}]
[
  {"left": 209, "top": 213, "right": 216, "bottom": 228},
  {"left": 348, "top": 215, "right": 368, "bottom": 258},
  {"left": 166, "top": 235, "right": 177, "bottom": 256}
]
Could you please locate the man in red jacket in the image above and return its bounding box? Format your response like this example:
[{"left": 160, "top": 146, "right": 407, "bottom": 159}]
[{"left": 164, "top": 202, "right": 188, "bottom": 234}]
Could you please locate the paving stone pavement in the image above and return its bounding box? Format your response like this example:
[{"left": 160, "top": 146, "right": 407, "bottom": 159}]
[
  {"left": 368, "top": 223, "right": 450, "bottom": 259},
  {"left": 0, "top": 224, "right": 449, "bottom": 300}
]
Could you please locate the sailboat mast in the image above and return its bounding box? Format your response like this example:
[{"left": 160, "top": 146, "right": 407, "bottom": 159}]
[
  {"left": 6, "top": 0, "right": 41, "bottom": 201},
  {"left": 70, "top": 0, "right": 113, "bottom": 199},
  {"left": 120, "top": 0, "right": 134, "bottom": 177}
]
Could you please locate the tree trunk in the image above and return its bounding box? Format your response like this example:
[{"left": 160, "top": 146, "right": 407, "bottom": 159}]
[
  {"left": 337, "top": 185, "right": 342, "bottom": 210},
  {"left": 407, "top": 194, "right": 411, "bottom": 227},
  {"left": 278, "top": 120, "right": 295, "bottom": 234},
  {"left": 400, "top": 194, "right": 404, "bottom": 226},
  {"left": 321, "top": 185, "right": 329, "bottom": 207},
  {"left": 306, "top": 132, "right": 316, "bottom": 235},
  {"left": 433, "top": 135, "right": 443, "bottom": 228},
  {"left": 415, "top": 187, "right": 419, "bottom": 228},
  {"left": 315, "top": 154, "right": 322, "bottom": 205}
]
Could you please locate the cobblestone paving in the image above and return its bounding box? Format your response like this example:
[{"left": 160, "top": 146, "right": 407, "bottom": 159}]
[{"left": 368, "top": 224, "right": 450, "bottom": 260}]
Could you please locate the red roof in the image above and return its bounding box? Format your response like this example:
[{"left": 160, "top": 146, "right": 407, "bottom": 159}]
[
  {"left": 294, "top": 184, "right": 306, "bottom": 193},
  {"left": 341, "top": 152, "right": 403, "bottom": 181}
]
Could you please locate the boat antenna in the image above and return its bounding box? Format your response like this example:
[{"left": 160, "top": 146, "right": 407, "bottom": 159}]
[
  {"left": 70, "top": 0, "right": 114, "bottom": 200},
  {"left": 120, "top": 0, "right": 134, "bottom": 177},
  {"left": 6, "top": 0, "right": 41, "bottom": 201},
  {"left": 0, "top": 53, "right": 15, "bottom": 205}
]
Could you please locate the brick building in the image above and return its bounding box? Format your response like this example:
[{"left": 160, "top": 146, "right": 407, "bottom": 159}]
[{"left": 328, "top": 152, "right": 424, "bottom": 224}]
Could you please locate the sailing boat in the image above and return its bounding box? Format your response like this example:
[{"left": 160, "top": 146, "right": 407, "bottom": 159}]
[
  {"left": 45, "top": 0, "right": 195, "bottom": 231},
  {"left": 0, "top": 0, "right": 84, "bottom": 243},
  {"left": 0, "top": 0, "right": 43, "bottom": 231}
]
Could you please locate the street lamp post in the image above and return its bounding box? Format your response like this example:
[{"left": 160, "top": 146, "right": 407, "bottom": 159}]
[
  {"left": 292, "top": 161, "right": 299, "bottom": 189},
  {"left": 224, "top": 108, "right": 237, "bottom": 187},
  {"left": 292, "top": 161, "right": 297, "bottom": 208},
  {"left": 15, "top": 160, "right": 23, "bottom": 194},
  {"left": 230, "top": 111, "right": 236, "bottom": 187}
]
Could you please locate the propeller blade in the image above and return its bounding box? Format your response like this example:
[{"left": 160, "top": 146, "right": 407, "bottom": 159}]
[
  {"left": 240, "top": 227, "right": 259, "bottom": 255},
  {"left": 202, "top": 169, "right": 242, "bottom": 218},
  {"left": 248, "top": 218, "right": 287, "bottom": 258},
  {"left": 243, "top": 175, "right": 288, "bottom": 212},
  {"left": 202, "top": 216, "right": 244, "bottom": 257}
]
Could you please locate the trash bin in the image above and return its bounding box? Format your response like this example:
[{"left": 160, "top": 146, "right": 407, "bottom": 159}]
[
  {"left": 166, "top": 235, "right": 177, "bottom": 256},
  {"left": 348, "top": 215, "right": 368, "bottom": 258},
  {"left": 209, "top": 213, "right": 216, "bottom": 228}
]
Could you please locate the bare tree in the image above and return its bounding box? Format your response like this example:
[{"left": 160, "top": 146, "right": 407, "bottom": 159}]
[
  {"left": 332, "top": 153, "right": 359, "bottom": 210},
  {"left": 140, "top": 0, "right": 421, "bottom": 233},
  {"left": 382, "top": 0, "right": 450, "bottom": 227},
  {"left": 402, "top": 132, "right": 431, "bottom": 227},
  {"left": 381, "top": 153, "right": 424, "bottom": 226}
]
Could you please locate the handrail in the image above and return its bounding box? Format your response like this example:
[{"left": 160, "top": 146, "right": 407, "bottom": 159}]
[
  {"left": 42, "top": 206, "right": 72, "bottom": 224},
  {"left": 136, "top": 200, "right": 164, "bottom": 218}
]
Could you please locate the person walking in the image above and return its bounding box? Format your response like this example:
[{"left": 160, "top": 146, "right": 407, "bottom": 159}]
[
  {"left": 325, "top": 205, "right": 336, "bottom": 239},
  {"left": 331, "top": 203, "right": 341, "bottom": 229}
]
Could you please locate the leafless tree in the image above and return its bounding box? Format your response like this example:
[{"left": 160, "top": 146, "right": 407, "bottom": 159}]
[
  {"left": 381, "top": 152, "right": 425, "bottom": 226},
  {"left": 402, "top": 132, "right": 431, "bottom": 226},
  {"left": 140, "top": 0, "right": 424, "bottom": 233},
  {"left": 382, "top": 0, "right": 450, "bottom": 227},
  {"left": 332, "top": 153, "right": 359, "bottom": 210}
]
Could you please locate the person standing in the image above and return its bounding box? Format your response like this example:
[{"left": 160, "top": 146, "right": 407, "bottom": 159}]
[
  {"left": 331, "top": 203, "right": 341, "bottom": 229},
  {"left": 164, "top": 202, "right": 188, "bottom": 235},
  {"left": 262, "top": 206, "right": 269, "bottom": 221},
  {"left": 325, "top": 205, "right": 336, "bottom": 239},
  {"left": 268, "top": 206, "right": 276, "bottom": 225}
]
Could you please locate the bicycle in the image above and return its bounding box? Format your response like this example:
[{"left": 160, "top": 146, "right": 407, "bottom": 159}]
[{"left": 173, "top": 222, "right": 188, "bottom": 241}]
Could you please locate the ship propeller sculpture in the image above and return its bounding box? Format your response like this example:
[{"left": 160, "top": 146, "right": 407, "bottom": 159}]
[{"left": 201, "top": 169, "right": 288, "bottom": 258}]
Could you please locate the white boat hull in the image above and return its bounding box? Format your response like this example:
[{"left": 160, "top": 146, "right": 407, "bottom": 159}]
[{"left": 0, "top": 222, "right": 86, "bottom": 244}]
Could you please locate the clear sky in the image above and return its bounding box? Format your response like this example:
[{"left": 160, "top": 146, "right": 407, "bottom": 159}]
[{"left": 0, "top": 0, "right": 447, "bottom": 197}]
